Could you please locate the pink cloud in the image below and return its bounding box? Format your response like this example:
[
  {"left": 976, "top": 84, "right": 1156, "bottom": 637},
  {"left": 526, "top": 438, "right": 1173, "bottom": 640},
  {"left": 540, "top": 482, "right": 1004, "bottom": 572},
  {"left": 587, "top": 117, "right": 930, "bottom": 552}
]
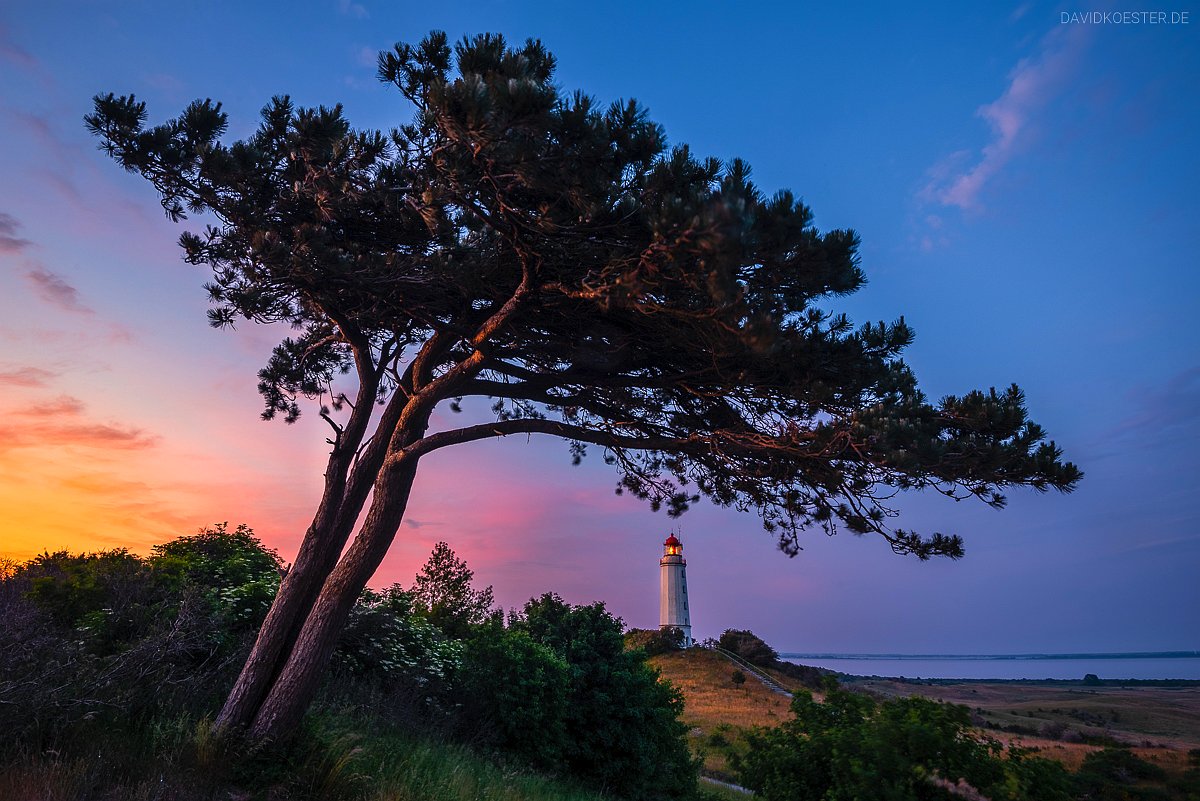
[
  {"left": 24, "top": 265, "right": 93, "bottom": 314},
  {"left": 0, "top": 366, "right": 57, "bottom": 387},
  {"left": 0, "top": 211, "right": 30, "bottom": 253},
  {"left": 922, "top": 25, "right": 1090, "bottom": 211},
  {"left": 0, "top": 394, "right": 158, "bottom": 452},
  {"left": 0, "top": 22, "right": 36, "bottom": 69}
]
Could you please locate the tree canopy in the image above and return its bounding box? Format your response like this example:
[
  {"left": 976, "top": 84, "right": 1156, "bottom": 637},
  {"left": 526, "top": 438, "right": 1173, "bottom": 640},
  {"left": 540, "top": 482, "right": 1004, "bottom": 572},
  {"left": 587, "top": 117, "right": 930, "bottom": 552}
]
[{"left": 84, "top": 31, "right": 1081, "bottom": 740}]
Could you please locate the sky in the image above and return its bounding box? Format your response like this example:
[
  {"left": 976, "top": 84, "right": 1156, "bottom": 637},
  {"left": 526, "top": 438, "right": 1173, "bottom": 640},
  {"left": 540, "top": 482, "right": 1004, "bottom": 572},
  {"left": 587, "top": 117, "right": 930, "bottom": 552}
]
[{"left": 0, "top": 2, "right": 1197, "bottom": 655}]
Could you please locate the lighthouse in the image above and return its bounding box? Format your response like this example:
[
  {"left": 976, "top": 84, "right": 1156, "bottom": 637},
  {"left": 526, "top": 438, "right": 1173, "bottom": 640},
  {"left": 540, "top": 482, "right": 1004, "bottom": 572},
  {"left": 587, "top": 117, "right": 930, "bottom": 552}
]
[{"left": 659, "top": 534, "right": 693, "bottom": 647}]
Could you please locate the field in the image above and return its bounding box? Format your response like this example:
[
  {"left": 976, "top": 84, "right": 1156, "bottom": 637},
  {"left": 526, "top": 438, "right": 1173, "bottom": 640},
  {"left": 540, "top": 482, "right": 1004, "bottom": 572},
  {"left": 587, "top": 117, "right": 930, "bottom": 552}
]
[
  {"left": 849, "top": 677, "right": 1200, "bottom": 773},
  {"left": 652, "top": 649, "right": 1200, "bottom": 785}
]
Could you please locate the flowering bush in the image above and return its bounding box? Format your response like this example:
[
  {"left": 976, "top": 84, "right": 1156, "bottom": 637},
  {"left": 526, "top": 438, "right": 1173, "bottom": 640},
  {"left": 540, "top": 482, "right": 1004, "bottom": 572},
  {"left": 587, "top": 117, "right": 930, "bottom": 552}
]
[{"left": 332, "top": 584, "right": 462, "bottom": 695}]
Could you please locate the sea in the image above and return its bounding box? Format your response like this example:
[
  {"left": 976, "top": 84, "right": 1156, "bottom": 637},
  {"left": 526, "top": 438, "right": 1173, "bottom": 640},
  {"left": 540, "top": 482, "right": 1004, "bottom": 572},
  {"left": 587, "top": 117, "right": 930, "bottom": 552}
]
[{"left": 779, "top": 652, "right": 1200, "bottom": 681}]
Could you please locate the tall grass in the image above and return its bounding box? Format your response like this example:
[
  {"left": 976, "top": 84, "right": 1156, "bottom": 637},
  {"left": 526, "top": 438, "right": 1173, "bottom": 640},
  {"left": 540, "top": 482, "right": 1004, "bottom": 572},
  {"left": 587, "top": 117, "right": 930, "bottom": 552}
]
[{"left": 0, "top": 709, "right": 619, "bottom": 801}]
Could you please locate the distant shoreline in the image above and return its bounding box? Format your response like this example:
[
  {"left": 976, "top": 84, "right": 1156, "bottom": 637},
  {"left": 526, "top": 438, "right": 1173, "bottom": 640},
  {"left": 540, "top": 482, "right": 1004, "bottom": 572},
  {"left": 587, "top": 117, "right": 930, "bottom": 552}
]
[
  {"left": 835, "top": 675, "right": 1200, "bottom": 687},
  {"left": 780, "top": 651, "right": 1200, "bottom": 661},
  {"left": 779, "top": 652, "right": 1200, "bottom": 681}
]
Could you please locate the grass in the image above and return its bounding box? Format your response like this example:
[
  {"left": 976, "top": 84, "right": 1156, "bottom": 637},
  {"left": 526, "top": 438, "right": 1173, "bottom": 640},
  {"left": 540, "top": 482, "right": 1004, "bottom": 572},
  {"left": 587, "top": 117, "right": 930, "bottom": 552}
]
[
  {"left": 650, "top": 648, "right": 801, "bottom": 780},
  {"left": 0, "top": 711, "right": 614, "bottom": 801},
  {"left": 651, "top": 649, "right": 797, "bottom": 729}
]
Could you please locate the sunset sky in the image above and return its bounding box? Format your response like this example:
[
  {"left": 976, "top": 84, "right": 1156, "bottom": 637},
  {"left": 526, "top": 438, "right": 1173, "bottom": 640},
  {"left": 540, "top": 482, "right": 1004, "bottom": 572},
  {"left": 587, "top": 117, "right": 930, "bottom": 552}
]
[{"left": 1, "top": 2, "right": 1196, "bottom": 654}]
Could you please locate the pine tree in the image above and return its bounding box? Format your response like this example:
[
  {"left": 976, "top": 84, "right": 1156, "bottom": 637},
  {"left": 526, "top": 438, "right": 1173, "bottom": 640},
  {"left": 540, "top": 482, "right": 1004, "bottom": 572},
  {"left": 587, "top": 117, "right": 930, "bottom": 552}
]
[
  {"left": 410, "top": 541, "right": 494, "bottom": 638},
  {"left": 85, "top": 31, "right": 1081, "bottom": 741}
]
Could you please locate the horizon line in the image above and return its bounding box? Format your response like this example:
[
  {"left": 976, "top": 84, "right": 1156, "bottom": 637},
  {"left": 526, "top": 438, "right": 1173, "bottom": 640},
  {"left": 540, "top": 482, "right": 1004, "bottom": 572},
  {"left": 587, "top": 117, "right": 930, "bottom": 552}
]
[{"left": 778, "top": 650, "right": 1200, "bottom": 661}]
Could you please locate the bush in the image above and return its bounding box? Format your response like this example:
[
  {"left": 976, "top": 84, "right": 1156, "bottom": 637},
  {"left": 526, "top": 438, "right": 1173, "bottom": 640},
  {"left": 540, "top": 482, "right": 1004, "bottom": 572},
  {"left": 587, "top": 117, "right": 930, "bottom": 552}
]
[
  {"left": 624, "top": 626, "right": 684, "bottom": 655},
  {"left": 150, "top": 521, "right": 283, "bottom": 640},
  {"left": 1074, "top": 747, "right": 1168, "bottom": 794},
  {"left": 331, "top": 584, "right": 461, "bottom": 697},
  {"left": 456, "top": 627, "right": 570, "bottom": 768},
  {"left": 513, "top": 593, "right": 697, "bottom": 800},
  {"left": 718, "top": 629, "right": 777, "bottom": 667},
  {"left": 735, "top": 681, "right": 1073, "bottom": 801},
  {"left": 0, "top": 525, "right": 284, "bottom": 752}
]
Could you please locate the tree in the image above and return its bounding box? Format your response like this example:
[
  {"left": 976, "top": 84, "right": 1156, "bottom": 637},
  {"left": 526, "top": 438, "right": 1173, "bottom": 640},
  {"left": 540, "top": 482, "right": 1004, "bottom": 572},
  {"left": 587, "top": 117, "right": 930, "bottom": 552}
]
[
  {"left": 410, "top": 541, "right": 494, "bottom": 638},
  {"left": 85, "top": 31, "right": 1081, "bottom": 741}
]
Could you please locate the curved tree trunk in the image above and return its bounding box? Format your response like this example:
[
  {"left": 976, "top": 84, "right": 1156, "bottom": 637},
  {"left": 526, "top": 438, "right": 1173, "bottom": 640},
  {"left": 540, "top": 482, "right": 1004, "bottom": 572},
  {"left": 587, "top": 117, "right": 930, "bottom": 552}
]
[
  {"left": 247, "top": 454, "right": 422, "bottom": 741},
  {"left": 215, "top": 376, "right": 408, "bottom": 733},
  {"left": 213, "top": 504, "right": 351, "bottom": 731}
]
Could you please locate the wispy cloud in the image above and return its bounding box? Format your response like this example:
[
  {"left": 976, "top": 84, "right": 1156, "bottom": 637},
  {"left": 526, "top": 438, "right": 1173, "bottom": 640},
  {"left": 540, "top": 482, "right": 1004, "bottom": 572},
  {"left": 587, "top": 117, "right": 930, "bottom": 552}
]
[
  {"left": 1110, "top": 366, "right": 1200, "bottom": 439},
  {"left": 356, "top": 45, "right": 378, "bottom": 68},
  {"left": 24, "top": 266, "right": 93, "bottom": 314},
  {"left": 142, "top": 72, "right": 185, "bottom": 94},
  {"left": 1, "top": 394, "right": 158, "bottom": 452},
  {"left": 0, "top": 211, "right": 30, "bottom": 253},
  {"left": 921, "top": 25, "right": 1090, "bottom": 211},
  {"left": 0, "top": 366, "right": 57, "bottom": 388},
  {"left": 0, "top": 22, "right": 36, "bottom": 68},
  {"left": 19, "top": 395, "right": 85, "bottom": 418},
  {"left": 337, "top": 0, "right": 368, "bottom": 19}
]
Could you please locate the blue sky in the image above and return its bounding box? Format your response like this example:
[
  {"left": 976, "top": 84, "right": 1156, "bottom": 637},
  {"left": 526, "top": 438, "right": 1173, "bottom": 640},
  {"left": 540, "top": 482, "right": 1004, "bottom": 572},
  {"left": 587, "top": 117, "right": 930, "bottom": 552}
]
[{"left": 0, "top": 2, "right": 1197, "bottom": 654}]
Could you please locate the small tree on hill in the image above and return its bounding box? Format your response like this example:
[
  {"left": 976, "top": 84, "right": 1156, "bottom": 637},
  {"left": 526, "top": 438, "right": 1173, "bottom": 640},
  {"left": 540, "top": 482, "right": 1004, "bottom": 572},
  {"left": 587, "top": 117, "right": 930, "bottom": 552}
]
[
  {"left": 720, "top": 629, "right": 778, "bottom": 667},
  {"left": 624, "top": 626, "right": 684, "bottom": 655},
  {"left": 86, "top": 31, "right": 1080, "bottom": 741}
]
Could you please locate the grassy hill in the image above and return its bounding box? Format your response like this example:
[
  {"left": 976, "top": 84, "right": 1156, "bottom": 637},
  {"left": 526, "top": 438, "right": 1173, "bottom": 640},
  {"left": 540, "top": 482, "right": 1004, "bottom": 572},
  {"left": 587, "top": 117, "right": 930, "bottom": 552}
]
[{"left": 649, "top": 647, "right": 804, "bottom": 781}]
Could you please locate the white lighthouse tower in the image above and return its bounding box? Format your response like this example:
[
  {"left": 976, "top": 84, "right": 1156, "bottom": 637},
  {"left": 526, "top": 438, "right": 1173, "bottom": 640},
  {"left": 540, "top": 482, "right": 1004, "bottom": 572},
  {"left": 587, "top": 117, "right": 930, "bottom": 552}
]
[{"left": 659, "top": 534, "right": 693, "bottom": 647}]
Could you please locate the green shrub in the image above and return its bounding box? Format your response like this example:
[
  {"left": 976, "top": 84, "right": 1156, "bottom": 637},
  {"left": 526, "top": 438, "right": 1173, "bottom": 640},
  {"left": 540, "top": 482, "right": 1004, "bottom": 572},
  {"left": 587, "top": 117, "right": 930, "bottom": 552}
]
[
  {"left": 457, "top": 627, "right": 570, "bottom": 769},
  {"left": 735, "top": 680, "right": 1073, "bottom": 801},
  {"left": 624, "top": 626, "right": 684, "bottom": 655},
  {"left": 0, "top": 525, "right": 282, "bottom": 750},
  {"left": 513, "top": 593, "right": 698, "bottom": 800},
  {"left": 150, "top": 521, "right": 283, "bottom": 639},
  {"left": 718, "top": 629, "right": 777, "bottom": 667},
  {"left": 331, "top": 584, "right": 461, "bottom": 696},
  {"left": 1073, "top": 747, "right": 1168, "bottom": 798}
]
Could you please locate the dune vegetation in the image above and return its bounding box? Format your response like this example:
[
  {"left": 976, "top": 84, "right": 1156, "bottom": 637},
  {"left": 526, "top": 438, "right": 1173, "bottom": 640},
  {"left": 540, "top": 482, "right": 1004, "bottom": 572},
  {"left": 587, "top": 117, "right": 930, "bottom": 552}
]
[{"left": 4, "top": 526, "right": 1198, "bottom": 800}]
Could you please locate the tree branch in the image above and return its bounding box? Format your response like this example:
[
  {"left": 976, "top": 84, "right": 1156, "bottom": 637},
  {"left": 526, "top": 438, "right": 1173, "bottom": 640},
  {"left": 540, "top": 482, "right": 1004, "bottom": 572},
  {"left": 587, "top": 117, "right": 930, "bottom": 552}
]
[{"left": 395, "top": 418, "right": 700, "bottom": 464}]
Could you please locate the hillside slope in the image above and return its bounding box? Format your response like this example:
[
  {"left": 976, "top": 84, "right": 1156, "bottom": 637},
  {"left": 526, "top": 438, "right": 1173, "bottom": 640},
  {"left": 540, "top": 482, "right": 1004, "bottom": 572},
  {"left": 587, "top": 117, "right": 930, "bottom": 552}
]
[{"left": 650, "top": 648, "right": 801, "bottom": 780}]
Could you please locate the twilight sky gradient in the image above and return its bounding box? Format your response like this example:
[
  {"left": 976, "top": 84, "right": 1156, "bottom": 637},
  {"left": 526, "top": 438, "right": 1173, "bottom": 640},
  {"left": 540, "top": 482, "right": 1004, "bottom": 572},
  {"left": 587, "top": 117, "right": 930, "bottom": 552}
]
[{"left": 1, "top": 2, "right": 1196, "bottom": 654}]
